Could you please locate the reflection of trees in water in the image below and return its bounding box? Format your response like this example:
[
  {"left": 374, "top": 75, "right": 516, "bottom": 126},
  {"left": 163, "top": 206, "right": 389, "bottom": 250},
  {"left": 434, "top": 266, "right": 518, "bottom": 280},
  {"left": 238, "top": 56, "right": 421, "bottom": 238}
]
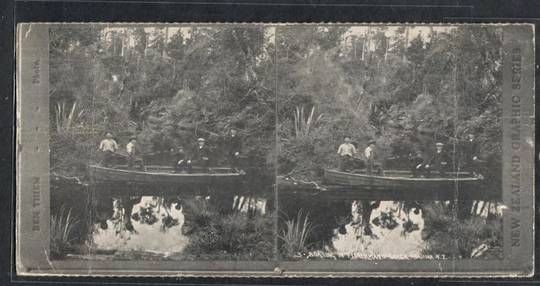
[
  {"left": 303, "top": 200, "right": 426, "bottom": 259},
  {"left": 128, "top": 197, "right": 180, "bottom": 232},
  {"left": 350, "top": 201, "right": 421, "bottom": 239},
  {"left": 89, "top": 195, "right": 189, "bottom": 255},
  {"left": 87, "top": 192, "right": 274, "bottom": 260},
  {"left": 102, "top": 196, "right": 178, "bottom": 237},
  {"left": 100, "top": 193, "right": 267, "bottom": 235},
  {"left": 400, "top": 201, "right": 422, "bottom": 236},
  {"left": 280, "top": 194, "right": 501, "bottom": 259}
]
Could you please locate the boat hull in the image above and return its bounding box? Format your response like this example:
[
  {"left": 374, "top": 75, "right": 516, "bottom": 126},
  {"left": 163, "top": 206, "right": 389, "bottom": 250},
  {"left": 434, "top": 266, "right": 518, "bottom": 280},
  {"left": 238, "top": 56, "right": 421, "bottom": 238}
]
[
  {"left": 324, "top": 169, "right": 482, "bottom": 192},
  {"left": 88, "top": 165, "right": 243, "bottom": 185}
]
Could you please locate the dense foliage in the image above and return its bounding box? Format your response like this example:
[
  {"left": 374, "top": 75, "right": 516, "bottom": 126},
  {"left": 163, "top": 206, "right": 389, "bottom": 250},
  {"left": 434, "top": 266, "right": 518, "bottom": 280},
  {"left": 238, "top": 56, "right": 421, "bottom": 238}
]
[
  {"left": 50, "top": 26, "right": 276, "bottom": 177},
  {"left": 49, "top": 25, "right": 504, "bottom": 260},
  {"left": 181, "top": 198, "right": 274, "bottom": 260},
  {"left": 50, "top": 25, "right": 503, "bottom": 181},
  {"left": 276, "top": 26, "right": 503, "bottom": 179}
]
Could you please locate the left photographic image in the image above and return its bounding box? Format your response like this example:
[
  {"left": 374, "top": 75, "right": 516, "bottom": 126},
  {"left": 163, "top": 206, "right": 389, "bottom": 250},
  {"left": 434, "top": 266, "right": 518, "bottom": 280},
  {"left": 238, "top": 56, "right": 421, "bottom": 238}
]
[{"left": 48, "top": 24, "right": 278, "bottom": 262}]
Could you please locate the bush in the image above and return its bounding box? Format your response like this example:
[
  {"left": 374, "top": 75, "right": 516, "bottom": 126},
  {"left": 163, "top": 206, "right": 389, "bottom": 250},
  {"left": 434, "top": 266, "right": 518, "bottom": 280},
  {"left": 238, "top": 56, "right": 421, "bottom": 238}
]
[
  {"left": 181, "top": 198, "right": 214, "bottom": 236},
  {"left": 421, "top": 202, "right": 502, "bottom": 259},
  {"left": 182, "top": 198, "right": 274, "bottom": 260}
]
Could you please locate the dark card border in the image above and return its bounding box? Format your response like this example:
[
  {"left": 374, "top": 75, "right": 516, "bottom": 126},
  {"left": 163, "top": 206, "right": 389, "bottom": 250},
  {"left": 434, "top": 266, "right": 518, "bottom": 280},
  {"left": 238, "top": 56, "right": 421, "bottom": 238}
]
[{"left": 6, "top": 0, "right": 540, "bottom": 284}]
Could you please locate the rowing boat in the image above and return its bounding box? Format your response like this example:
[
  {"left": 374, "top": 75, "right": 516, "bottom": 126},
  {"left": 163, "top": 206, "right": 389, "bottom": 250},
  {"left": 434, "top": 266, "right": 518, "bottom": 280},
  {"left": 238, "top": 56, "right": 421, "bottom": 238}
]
[
  {"left": 323, "top": 169, "right": 482, "bottom": 192},
  {"left": 88, "top": 165, "right": 243, "bottom": 185}
]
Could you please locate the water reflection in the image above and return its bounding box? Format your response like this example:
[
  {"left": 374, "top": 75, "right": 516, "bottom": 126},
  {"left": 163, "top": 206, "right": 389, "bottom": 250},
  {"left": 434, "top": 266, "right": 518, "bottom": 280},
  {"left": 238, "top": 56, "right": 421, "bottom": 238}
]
[
  {"left": 319, "top": 201, "right": 426, "bottom": 259},
  {"left": 279, "top": 194, "right": 504, "bottom": 260},
  {"left": 233, "top": 195, "right": 267, "bottom": 215},
  {"left": 91, "top": 195, "right": 268, "bottom": 257},
  {"left": 92, "top": 197, "right": 189, "bottom": 256}
]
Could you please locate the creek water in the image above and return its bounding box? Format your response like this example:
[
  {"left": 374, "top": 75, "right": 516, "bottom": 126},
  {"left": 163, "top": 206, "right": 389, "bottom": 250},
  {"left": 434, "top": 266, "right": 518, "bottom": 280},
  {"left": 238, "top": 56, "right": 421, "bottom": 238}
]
[
  {"left": 278, "top": 191, "right": 504, "bottom": 260},
  {"left": 51, "top": 176, "right": 503, "bottom": 260},
  {"left": 92, "top": 197, "right": 189, "bottom": 256},
  {"left": 89, "top": 196, "right": 502, "bottom": 259},
  {"left": 320, "top": 201, "right": 427, "bottom": 259},
  {"left": 90, "top": 195, "right": 267, "bottom": 256},
  {"left": 325, "top": 200, "right": 503, "bottom": 259}
]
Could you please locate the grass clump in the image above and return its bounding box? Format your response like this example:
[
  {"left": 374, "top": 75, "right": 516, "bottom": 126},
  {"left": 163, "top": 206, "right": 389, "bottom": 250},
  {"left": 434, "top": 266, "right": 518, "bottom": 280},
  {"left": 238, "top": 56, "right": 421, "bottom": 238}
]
[
  {"left": 50, "top": 205, "right": 81, "bottom": 259},
  {"left": 279, "top": 209, "right": 317, "bottom": 258}
]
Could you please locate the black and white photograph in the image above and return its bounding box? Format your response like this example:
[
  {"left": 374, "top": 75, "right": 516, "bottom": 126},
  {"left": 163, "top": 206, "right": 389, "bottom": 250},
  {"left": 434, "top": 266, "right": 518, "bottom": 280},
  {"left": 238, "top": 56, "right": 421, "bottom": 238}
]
[
  {"left": 276, "top": 25, "right": 506, "bottom": 260},
  {"left": 15, "top": 23, "right": 534, "bottom": 276},
  {"left": 46, "top": 25, "right": 278, "bottom": 262}
]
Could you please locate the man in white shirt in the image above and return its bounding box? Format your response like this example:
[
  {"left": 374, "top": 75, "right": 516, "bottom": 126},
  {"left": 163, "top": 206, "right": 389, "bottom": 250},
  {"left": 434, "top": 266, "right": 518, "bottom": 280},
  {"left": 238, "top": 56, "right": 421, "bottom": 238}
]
[
  {"left": 99, "top": 132, "right": 118, "bottom": 167},
  {"left": 365, "top": 140, "right": 375, "bottom": 160},
  {"left": 365, "top": 140, "right": 381, "bottom": 175},
  {"left": 126, "top": 137, "right": 136, "bottom": 169},
  {"left": 337, "top": 136, "right": 356, "bottom": 171}
]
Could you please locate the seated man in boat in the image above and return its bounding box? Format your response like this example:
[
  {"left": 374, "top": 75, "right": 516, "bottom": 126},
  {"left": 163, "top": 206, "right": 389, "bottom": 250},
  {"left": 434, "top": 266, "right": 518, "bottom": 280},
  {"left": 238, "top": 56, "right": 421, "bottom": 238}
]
[
  {"left": 425, "top": 142, "right": 451, "bottom": 177},
  {"left": 98, "top": 132, "right": 118, "bottom": 167},
  {"left": 172, "top": 146, "right": 191, "bottom": 173},
  {"left": 337, "top": 136, "right": 357, "bottom": 172},
  {"left": 226, "top": 128, "right": 242, "bottom": 171},
  {"left": 189, "top": 137, "right": 211, "bottom": 172},
  {"left": 410, "top": 150, "right": 428, "bottom": 178},
  {"left": 364, "top": 140, "right": 383, "bottom": 175}
]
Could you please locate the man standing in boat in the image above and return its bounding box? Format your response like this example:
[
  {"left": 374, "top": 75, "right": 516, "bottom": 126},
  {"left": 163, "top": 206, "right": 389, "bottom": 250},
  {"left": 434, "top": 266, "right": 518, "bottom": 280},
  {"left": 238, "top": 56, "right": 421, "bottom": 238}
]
[
  {"left": 425, "top": 142, "right": 451, "bottom": 177},
  {"left": 126, "top": 137, "right": 137, "bottom": 170},
  {"left": 461, "top": 132, "right": 480, "bottom": 176},
  {"left": 189, "top": 138, "right": 211, "bottom": 172},
  {"left": 99, "top": 132, "right": 118, "bottom": 167},
  {"left": 226, "top": 128, "right": 242, "bottom": 171},
  {"left": 365, "top": 140, "right": 383, "bottom": 175},
  {"left": 337, "top": 136, "right": 356, "bottom": 172}
]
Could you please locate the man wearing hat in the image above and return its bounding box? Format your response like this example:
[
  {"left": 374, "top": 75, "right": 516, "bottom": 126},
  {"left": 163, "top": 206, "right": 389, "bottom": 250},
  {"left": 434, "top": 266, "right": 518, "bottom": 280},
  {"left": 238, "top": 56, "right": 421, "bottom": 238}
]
[
  {"left": 190, "top": 137, "right": 211, "bottom": 172},
  {"left": 365, "top": 140, "right": 383, "bottom": 175},
  {"left": 425, "top": 142, "right": 451, "bottom": 177}
]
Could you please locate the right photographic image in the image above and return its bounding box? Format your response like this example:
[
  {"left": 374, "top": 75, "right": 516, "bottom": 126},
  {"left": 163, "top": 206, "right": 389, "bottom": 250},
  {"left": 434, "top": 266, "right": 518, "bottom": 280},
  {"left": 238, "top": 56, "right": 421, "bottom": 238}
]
[{"left": 276, "top": 25, "right": 504, "bottom": 261}]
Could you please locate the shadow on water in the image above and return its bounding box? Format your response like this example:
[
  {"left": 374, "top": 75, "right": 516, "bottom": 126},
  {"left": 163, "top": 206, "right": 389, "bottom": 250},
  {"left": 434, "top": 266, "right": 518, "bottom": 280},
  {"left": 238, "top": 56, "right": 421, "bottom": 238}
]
[
  {"left": 50, "top": 166, "right": 503, "bottom": 261},
  {"left": 278, "top": 177, "right": 504, "bottom": 260},
  {"left": 50, "top": 167, "right": 275, "bottom": 261},
  {"left": 277, "top": 155, "right": 504, "bottom": 260}
]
